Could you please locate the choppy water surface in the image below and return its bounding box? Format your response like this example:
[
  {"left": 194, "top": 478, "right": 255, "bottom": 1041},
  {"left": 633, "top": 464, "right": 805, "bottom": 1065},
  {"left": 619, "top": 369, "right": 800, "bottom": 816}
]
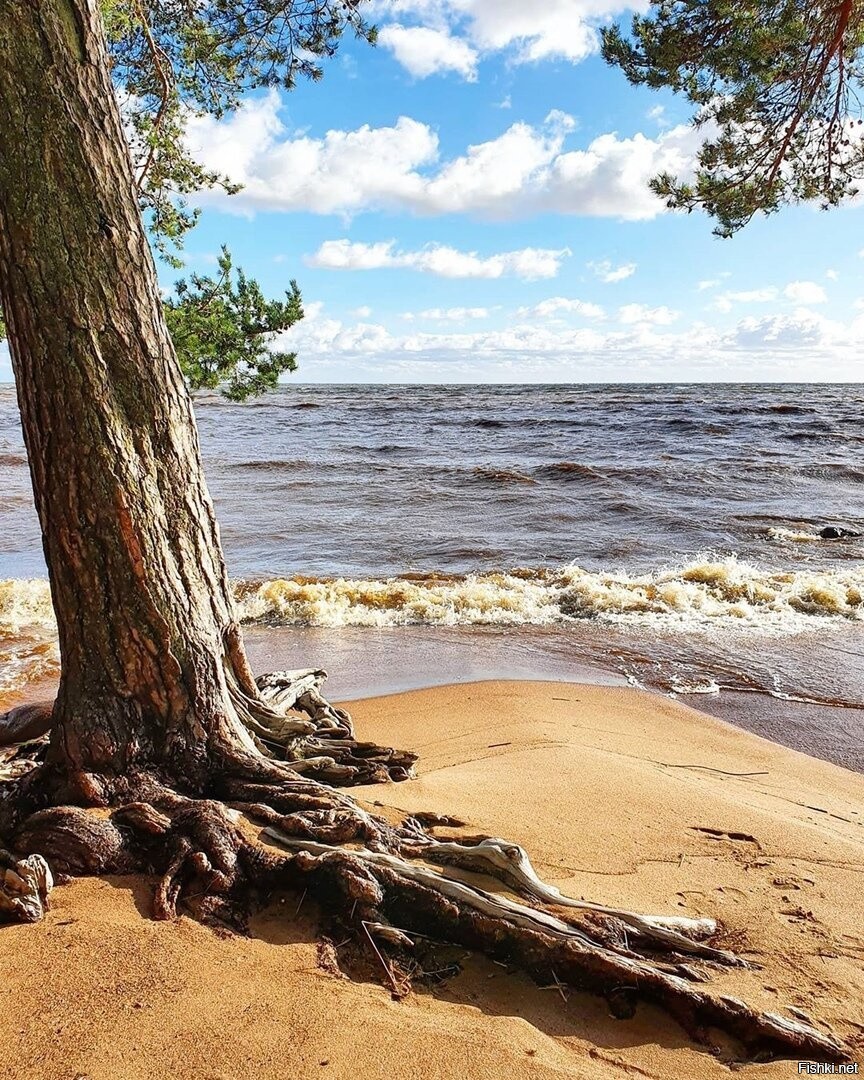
[{"left": 1, "top": 382, "right": 863, "bottom": 765}]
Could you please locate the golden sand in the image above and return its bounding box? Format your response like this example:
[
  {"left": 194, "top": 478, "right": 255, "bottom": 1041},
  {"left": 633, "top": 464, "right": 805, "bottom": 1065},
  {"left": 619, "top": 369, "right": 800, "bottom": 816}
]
[{"left": 1, "top": 681, "right": 862, "bottom": 1079}]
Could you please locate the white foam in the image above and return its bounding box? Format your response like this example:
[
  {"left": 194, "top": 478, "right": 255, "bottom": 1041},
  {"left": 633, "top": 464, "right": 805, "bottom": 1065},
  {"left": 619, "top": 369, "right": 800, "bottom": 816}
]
[
  {"left": 1, "top": 558, "right": 861, "bottom": 698},
  {"left": 0, "top": 579, "right": 59, "bottom": 695},
  {"left": 767, "top": 527, "right": 822, "bottom": 543},
  {"left": 234, "top": 556, "right": 864, "bottom": 631}
]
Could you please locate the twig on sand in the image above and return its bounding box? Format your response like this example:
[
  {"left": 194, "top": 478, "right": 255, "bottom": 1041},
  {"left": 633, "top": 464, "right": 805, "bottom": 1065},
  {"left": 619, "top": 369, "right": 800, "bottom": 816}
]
[
  {"left": 538, "top": 969, "right": 569, "bottom": 1003},
  {"left": 362, "top": 920, "right": 403, "bottom": 997},
  {"left": 660, "top": 763, "right": 769, "bottom": 777}
]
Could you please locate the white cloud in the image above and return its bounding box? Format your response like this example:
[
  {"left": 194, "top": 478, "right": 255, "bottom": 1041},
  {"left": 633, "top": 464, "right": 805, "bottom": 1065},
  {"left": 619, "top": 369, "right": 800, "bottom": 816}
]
[
  {"left": 825, "top": 269, "right": 839, "bottom": 281},
  {"left": 402, "top": 307, "right": 491, "bottom": 320},
  {"left": 307, "top": 239, "right": 570, "bottom": 280},
  {"left": 713, "top": 281, "right": 828, "bottom": 312},
  {"left": 520, "top": 297, "right": 605, "bottom": 320},
  {"left": 376, "top": 0, "right": 635, "bottom": 74},
  {"left": 589, "top": 259, "right": 636, "bottom": 283},
  {"left": 783, "top": 280, "right": 827, "bottom": 304},
  {"left": 414, "top": 109, "right": 578, "bottom": 216},
  {"left": 697, "top": 272, "right": 731, "bottom": 291},
  {"left": 187, "top": 96, "right": 438, "bottom": 216},
  {"left": 351, "top": 305, "right": 373, "bottom": 318},
  {"left": 725, "top": 308, "right": 835, "bottom": 349},
  {"left": 618, "top": 303, "right": 679, "bottom": 325},
  {"left": 713, "top": 287, "right": 778, "bottom": 313},
  {"left": 531, "top": 125, "right": 701, "bottom": 219},
  {"left": 188, "top": 94, "right": 701, "bottom": 222},
  {"left": 274, "top": 302, "right": 863, "bottom": 383},
  {"left": 378, "top": 24, "right": 479, "bottom": 80}
]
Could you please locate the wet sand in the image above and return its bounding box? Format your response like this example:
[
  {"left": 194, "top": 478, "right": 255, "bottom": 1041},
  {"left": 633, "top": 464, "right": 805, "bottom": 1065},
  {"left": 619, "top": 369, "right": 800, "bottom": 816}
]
[{"left": 244, "top": 625, "right": 864, "bottom": 772}]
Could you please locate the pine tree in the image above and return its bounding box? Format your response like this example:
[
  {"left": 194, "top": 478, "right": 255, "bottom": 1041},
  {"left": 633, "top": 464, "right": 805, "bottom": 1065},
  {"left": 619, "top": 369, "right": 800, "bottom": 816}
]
[{"left": 603, "top": 1, "right": 864, "bottom": 235}]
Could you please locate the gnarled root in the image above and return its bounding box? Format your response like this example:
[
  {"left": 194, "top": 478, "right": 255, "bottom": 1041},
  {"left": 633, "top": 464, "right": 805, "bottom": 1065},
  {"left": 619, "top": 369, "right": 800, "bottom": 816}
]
[
  {"left": 0, "top": 701, "right": 52, "bottom": 783},
  {"left": 0, "top": 848, "right": 53, "bottom": 922},
  {"left": 0, "top": 667, "right": 853, "bottom": 1065},
  {"left": 262, "top": 830, "right": 850, "bottom": 1065},
  {"left": 5, "top": 782, "right": 852, "bottom": 1065},
  {"left": 220, "top": 648, "right": 417, "bottom": 785},
  {"left": 0, "top": 700, "right": 53, "bottom": 748},
  {"left": 413, "top": 835, "right": 738, "bottom": 964}
]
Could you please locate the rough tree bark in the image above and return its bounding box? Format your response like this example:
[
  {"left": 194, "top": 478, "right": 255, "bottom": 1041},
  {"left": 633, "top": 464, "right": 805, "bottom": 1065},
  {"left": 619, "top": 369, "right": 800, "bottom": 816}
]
[
  {"left": 0, "top": 0, "right": 408, "bottom": 800},
  {"left": 0, "top": 1, "right": 852, "bottom": 1067}
]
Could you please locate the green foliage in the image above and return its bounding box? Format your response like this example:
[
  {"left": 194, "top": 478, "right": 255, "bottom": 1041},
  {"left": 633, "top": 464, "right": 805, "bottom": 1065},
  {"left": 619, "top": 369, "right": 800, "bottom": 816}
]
[
  {"left": 103, "top": 0, "right": 375, "bottom": 257},
  {"left": 87, "top": 2, "right": 376, "bottom": 396},
  {"left": 603, "top": 1, "right": 864, "bottom": 235},
  {"left": 164, "top": 247, "right": 302, "bottom": 400}
]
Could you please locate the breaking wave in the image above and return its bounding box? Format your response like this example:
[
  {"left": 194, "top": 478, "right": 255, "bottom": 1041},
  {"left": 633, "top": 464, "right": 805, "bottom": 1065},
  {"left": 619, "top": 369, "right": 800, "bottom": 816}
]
[
  {"left": 3, "top": 558, "right": 862, "bottom": 649},
  {"left": 0, "top": 578, "right": 55, "bottom": 637},
  {"left": 2, "top": 558, "right": 862, "bottom": 702},
  {"left": 767, "top": 527, "right": 824, "bottom": 543},
  {"left": 0, "top": 578, "right": 59, "bottom": 696},
  {"left": 231, "top": 557, "right": 864, "bottom": 630}
]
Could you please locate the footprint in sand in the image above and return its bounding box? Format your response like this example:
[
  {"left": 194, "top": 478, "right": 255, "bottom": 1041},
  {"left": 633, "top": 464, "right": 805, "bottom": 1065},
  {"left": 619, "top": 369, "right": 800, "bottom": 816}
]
[
  {"left": 772, "top": 875, "right": 815, "bottom": 890},
  {"left": 715, "top": 885, "right": 748, "bottom": 903}
]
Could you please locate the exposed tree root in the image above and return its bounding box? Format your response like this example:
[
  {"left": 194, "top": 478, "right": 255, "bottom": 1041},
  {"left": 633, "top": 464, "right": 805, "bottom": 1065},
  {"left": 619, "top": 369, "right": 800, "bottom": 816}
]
[
  {"left": 226, "top": 658, "right": 418, "bottom": 785},
  {"left": 0, "top": 700, "right": 53, "bottom": 748},
  {"left": 0, "top": 672, "right": 852, "bottom": 1066},
  {"left": 0, "top": 848, "right": 53, "bottom": 922},
  {"left": 0, "top": 701, "right": 52, "bottom": 785}
]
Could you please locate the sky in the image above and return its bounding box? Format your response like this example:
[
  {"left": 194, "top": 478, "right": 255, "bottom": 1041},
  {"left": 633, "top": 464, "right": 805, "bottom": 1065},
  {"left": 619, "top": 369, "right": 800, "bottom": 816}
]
[{"left": 3, "top": 0, "right": 864, "bottom": 384}]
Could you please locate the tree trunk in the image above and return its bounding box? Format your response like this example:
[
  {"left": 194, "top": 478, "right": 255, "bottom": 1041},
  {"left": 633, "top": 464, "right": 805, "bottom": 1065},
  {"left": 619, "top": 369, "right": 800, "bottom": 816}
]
[{"left": 0, "top": 0, "right": 258, "bottom": 791}]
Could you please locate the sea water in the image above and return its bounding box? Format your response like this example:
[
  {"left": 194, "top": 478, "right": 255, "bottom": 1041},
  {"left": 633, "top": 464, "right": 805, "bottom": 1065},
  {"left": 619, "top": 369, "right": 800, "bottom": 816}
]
[{"left": 1, "top": 383, "right": 862, "bottom": 767}]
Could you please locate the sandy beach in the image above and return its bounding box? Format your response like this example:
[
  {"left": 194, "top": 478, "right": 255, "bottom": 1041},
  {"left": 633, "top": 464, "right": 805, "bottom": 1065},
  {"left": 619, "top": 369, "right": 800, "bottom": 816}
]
[{"left": 1, "top": 679, "right": 862, "bottom": 1079}]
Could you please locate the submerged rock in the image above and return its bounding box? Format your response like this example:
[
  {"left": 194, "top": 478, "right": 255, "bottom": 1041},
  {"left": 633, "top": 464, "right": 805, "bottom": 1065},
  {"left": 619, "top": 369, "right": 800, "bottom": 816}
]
[{"left": 819, "top": 526, "right": 862, "bottom": 540}]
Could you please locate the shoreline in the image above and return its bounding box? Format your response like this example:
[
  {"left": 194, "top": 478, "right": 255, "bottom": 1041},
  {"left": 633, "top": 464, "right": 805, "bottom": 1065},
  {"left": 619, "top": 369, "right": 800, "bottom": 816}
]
[
  {"left": 2, "top": 679, "right": 862, "bottom": 1079},
  {"left": 4, "top": 624, "right": 863, "bottom": 774},
  {"left": 244, "top": 626, "right": 864, "bottom": 773}
]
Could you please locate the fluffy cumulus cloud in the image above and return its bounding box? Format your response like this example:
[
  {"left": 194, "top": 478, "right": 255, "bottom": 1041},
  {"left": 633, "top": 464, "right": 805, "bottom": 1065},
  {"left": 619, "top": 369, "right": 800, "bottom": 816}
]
[
  {"left": 713, "top": 281, "right": 829, "bottom": 313},
  {"left": 187, "top": 99, "right": 438, "bottom": 215},
  {"left": 783, "top": 280, "right": 828, "bottom": 304},
  {"left": 375, "top": 0, "right": 639, "bottom": 76},
  {"left": 188, "top": 94, "right": 701, "bottom": 222},
  {"left": 306, "top": 239, "right": 570, "bottom": 279},
  {"left": 725, "top": 308, "right": 838, "bottom": 349},
  {"left": 377, "top": 24, "right": 479, "bottom": 79}
]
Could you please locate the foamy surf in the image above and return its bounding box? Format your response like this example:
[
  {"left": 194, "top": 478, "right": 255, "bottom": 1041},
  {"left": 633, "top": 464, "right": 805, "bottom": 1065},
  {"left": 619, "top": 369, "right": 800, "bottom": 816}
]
[
  {"left": 767, "top": 527, "right": 824, "bottom": 543},
  {"left": 0, "top": 578, "right": 59, "bottom": 696},
  {"left": 234, "top": 557, "right": 864, "bottom": 630},
  {"left": 1, "top": 561, "right": 862, "bottom": 720},
  {"left": 3, "top": 557, "right": 862, "bottom": 642}
]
